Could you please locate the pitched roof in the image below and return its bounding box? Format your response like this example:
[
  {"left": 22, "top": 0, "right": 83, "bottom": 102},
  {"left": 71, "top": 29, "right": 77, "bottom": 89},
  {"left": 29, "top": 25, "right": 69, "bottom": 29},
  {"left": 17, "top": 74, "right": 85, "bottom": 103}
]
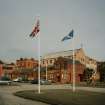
[{"left": 43, "top": 48, "right": 82, "bottom": 59}]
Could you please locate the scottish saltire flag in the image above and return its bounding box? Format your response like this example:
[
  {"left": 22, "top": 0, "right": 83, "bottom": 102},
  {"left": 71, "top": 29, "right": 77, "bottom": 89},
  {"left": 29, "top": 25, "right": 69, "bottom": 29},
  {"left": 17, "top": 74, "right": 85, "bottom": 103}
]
[
  {"left": 29, "top": 20, "right": 40, "bottom": 37},
  {"left": 61, "top": 29, "right": 74, "bottom": 41}
]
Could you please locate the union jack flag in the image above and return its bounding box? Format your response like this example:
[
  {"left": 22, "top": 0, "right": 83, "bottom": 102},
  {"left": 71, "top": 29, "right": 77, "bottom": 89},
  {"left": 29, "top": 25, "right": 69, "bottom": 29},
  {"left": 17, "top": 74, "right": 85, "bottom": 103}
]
[{"left": 29, "top": 20, "right": 40, "bottom": 37}]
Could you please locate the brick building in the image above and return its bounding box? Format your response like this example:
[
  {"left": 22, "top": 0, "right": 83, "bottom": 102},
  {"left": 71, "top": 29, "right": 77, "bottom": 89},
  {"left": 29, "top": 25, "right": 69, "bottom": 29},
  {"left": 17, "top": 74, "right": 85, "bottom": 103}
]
[
  {"left": 40, "top": 48, "right": 98, "bottom": 83},
  {"left": 16, "top": 58, "right": 38, "bottom": 70},
  {"left": 0, "top": 60, "right": 4, "bottom": 78},
  {"left": 67, "top": 60, "right": 85, "bottom": 83},
  {"left": 0, "top": 58, "right": 38, "bottom": 80},
  {"left": 14, "top": 58, "right": 38, "bottom": 80},
  {"left": 41, "top": 48, "right": 97, "bottom": 71},
  {"left": 3, "top": 63, "right": 16, "bottom": 79},
  {"left": 40, "top": 57, "right": 85, "bottom": 83}
]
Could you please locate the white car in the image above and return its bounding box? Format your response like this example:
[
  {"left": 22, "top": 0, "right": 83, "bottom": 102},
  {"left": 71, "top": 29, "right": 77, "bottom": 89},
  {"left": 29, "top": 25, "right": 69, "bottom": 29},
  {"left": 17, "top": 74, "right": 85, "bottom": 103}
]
[{"left": 13, "top": 78, "right": 22, "bottom": 82}]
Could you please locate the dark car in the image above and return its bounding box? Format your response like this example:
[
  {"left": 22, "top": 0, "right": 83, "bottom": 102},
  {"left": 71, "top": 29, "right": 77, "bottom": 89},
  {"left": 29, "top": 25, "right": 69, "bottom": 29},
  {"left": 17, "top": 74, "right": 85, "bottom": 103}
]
[
  {"left": 31, "top": 79, "right": 51, "bottom": 85},
  {"left": 31, "top": 79, "right": 38, "bottom": 84}
]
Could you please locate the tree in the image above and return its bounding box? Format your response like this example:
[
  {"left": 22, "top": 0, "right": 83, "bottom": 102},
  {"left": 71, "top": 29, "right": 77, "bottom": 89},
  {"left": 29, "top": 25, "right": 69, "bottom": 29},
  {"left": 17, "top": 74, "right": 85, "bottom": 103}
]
[
  {"left": 0, "top": 60, "right": 4, "bottom": 64},
  {"left": 83, "top": 68, "right": 94, "bottom": 84}
]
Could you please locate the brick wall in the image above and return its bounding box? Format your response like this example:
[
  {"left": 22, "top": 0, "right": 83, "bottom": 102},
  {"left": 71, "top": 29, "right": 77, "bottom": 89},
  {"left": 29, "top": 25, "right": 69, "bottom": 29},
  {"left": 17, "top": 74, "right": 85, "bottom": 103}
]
[{"left": 0, "top": 64, "right": 3, "bottom": 78}]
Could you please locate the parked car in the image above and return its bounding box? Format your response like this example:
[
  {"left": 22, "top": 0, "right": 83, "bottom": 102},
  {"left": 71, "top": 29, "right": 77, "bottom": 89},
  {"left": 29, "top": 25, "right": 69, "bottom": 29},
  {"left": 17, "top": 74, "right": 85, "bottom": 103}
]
[
  {"left": 31, "top": 79, "right": 38, "bottom": 84},
  {"left": 31, "top": 79, "right": 51, "bottom": 85},
  {"left": 12, "top": 77, "right": 22, "bottom": 82},
  {"left": 40, "top": 79, "right": 51, "bottom": 85},
  {"left": 0, "top": 76, "right": 12, "bottom": 85},
  {"left": 0, "top": 80, "right": 12, "bottom": 85}
]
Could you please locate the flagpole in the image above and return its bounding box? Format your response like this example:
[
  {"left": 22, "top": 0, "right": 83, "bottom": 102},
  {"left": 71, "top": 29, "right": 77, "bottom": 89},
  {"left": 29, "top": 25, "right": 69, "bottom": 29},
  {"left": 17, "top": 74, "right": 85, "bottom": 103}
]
[
  {"left": 72, "top": 36, "right": 76, "bottom": 92},
  {"left": 61, "top": 29, "right": 75, "bottom": 91},
  {"left": 29, "top": 18, "right": 40, "bottom": 93},
  {"left": 38, "top": 28, "right": 41, "bottom": 94}
]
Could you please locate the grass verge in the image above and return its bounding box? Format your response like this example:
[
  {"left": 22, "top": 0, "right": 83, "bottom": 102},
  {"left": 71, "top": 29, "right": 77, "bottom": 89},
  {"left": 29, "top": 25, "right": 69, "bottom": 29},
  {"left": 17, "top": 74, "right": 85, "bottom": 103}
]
[{"left": 14, "top": 89, "right": 105, "bottom": 105}]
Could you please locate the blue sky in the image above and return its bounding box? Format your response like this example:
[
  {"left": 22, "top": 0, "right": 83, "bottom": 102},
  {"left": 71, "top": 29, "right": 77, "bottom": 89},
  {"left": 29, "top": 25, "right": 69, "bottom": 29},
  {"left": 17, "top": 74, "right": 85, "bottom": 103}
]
[{"left": 0, "top": 0, "right": 105, "bottom": 62}]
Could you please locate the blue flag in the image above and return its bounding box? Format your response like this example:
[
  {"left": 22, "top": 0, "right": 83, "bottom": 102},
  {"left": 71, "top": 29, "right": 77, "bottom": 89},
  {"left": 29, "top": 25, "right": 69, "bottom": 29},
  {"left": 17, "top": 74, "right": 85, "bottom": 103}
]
[{"left": 61, "top": 30, "right": 74, "bottom": 41}]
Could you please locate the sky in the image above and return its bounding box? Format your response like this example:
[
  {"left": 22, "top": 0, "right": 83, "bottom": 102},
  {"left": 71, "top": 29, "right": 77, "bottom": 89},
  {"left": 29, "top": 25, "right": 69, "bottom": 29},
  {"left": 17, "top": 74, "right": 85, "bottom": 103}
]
[{"left": 0, "top": 0, "right": 105, "bottom": 63}]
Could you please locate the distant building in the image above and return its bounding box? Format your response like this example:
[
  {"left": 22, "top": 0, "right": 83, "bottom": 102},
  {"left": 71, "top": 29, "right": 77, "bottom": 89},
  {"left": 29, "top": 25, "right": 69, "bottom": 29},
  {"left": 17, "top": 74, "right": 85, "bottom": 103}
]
[
  {"left": 3, "top": 63, "right": 16, "bottom": 79},
  {"left": 40, "top": 48, "right": 98, "bottom": 83},
  {"left": 0, "top": 58, "right": 38, "bottom": 80},
  {"left": 41, "top": 57, "right": 85, "bottom": 83},
  {"left": 16, "top": 58, "right": 38, "bottom": 70},
  {"left": 41, "top": 48, "right": 97, "bottom": 71},
  {"left": 14, "top": 58, "right": 38, "bottom": 80}
]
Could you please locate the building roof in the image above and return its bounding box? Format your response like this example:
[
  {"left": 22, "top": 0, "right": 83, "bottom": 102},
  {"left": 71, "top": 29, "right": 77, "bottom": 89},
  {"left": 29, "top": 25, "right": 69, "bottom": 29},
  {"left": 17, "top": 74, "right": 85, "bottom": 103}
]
[
  {"left": 43, "top": 48, "right": 82, "bottom": 59},
  {"left": 17, "top": 58, "right": 37, "bottom": 61}
]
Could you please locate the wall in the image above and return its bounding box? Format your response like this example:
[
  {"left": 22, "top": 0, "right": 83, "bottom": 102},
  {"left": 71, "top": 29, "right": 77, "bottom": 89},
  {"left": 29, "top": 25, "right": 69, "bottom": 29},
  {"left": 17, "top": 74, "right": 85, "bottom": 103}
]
[{"left": 0, "top": 64, "right": 3, "bottom": 78}]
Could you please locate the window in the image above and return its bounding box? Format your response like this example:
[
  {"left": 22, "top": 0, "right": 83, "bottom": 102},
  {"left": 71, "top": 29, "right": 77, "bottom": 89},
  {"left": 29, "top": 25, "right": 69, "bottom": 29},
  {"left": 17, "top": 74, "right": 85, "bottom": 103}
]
[
  {"left": 50, "top": 59, "right": 53, "bottom": 63},
  {"left": 43, "top": 61, "right": 45, "bottom": 64},
  {"left": 50, "top": 74, "right": 53, "bottom": 79}
]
